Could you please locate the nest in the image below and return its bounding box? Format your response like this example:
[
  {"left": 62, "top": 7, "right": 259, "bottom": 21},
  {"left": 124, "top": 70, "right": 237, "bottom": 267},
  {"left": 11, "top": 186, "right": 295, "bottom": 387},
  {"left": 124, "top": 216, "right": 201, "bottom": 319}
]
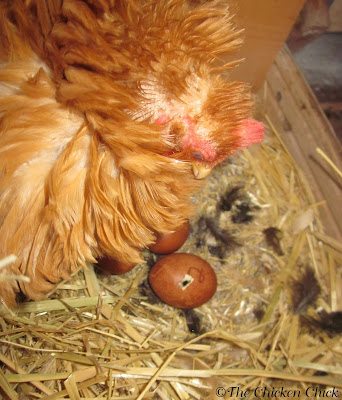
[{"left": 1, "top": 111, "right": 341, "bottom": 399}]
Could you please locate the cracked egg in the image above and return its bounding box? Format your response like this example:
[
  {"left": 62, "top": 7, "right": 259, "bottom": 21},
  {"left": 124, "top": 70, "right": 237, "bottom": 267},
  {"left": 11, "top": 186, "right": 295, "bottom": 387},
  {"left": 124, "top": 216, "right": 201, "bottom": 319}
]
[{"left": 148, "top": 253, "right": 217, "bottom": 309}]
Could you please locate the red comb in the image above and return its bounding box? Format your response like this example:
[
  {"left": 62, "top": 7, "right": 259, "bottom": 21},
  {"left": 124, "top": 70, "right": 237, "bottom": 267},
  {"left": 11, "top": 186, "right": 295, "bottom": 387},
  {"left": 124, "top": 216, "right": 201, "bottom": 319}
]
[{"left": 238, "top": 119, "right": 265, "bottom": 148}]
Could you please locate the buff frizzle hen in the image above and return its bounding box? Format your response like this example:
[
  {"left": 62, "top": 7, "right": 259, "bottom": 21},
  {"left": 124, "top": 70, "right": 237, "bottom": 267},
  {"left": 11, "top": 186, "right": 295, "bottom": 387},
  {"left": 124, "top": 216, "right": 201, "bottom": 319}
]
[{"left": 0, "top": 0, "right": 264, "bottom": 307}]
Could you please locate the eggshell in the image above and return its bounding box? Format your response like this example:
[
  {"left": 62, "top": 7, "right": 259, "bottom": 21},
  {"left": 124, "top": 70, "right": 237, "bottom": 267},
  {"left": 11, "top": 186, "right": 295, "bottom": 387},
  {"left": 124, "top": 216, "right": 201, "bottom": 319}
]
[
  {"left": 149, "top": 221, "right": 190, "bottom": 254},
  {"left": 148, "top": 253, "right": 217, "bottom": 309},
  {"left": 97, "top": 257, "right": 136, "bottom": 275}
]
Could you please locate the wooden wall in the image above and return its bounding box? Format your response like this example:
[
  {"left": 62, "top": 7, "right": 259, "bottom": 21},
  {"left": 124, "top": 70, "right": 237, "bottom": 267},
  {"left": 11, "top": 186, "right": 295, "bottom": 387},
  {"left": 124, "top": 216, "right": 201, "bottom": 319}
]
[
  {"left": 231, "top": 0, "right": 306, "bottom": 89},
  {"left": 263, "top": 47, "right": 342, "bottom": 240},
  {"left": 329, "top": 0, "right": 342, "bottom": 32}
]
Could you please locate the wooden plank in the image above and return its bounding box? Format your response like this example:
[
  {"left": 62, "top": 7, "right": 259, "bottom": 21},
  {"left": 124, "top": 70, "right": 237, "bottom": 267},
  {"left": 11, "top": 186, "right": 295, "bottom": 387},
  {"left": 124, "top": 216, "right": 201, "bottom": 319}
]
[
  {"left": 261, "top": 46, "right": 342, "bottom": 240},
  {"left": 328, "top": 0, "right": 342, "bottom": 32},
  {"left": 231, "top": 0, "right": 306, "bottom": 89},
  {"left": 300, "top": 0, "right": 330, "bottom": 37}
]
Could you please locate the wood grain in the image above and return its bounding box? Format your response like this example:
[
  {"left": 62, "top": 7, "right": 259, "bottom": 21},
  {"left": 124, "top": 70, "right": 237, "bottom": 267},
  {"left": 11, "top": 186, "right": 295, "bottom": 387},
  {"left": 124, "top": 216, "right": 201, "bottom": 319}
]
[
  {"left": 231, "top": 0, "right": 306, "bottom": 89},
  {"left": 329, "top": 0, "right": 342, "bottom": 32},
  {"left": 261, "top": 46, "right": 342, "bottom": 240}
]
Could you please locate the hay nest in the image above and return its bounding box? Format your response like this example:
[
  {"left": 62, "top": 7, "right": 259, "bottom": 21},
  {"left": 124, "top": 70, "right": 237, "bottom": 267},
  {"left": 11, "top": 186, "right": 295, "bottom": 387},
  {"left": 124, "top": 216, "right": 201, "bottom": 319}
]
[{"left": 0, "top": 112, "right": 341, "bottom": 399}]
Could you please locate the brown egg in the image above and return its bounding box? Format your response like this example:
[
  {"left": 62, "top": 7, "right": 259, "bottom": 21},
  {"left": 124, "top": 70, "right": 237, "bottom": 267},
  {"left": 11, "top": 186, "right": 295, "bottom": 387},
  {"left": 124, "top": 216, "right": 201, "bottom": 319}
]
[
  {"left": 96, "top": 257, "right": 136, "bottom": 275},
  {"left": 149, "top": 220, "right": 190, "bottom": 255},
  {"left": 148, "top": 253, "right": 217, "bottom": 309}
]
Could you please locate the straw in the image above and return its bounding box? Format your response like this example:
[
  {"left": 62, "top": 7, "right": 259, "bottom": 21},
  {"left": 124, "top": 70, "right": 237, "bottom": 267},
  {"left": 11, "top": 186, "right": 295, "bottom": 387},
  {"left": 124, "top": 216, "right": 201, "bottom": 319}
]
[
  {"left": 316, "top": 147, "right": 342, "bottom": 180},
  {"left": 0, "top": 111, "right": 339, "bottom": 399}
]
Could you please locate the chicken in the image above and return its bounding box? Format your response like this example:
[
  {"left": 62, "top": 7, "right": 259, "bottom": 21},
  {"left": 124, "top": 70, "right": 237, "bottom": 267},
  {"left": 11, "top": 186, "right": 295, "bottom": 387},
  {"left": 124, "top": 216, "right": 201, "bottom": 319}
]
[{"left": 0, "top": 0, "right": 264, "bottom": 307}]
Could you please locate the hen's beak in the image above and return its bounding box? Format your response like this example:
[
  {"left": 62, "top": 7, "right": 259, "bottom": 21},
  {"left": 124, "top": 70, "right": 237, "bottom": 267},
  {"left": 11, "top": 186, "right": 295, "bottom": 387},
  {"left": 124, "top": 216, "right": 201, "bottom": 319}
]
[{"left": 192, "top": 163, "right": 212, "bottom": 180}]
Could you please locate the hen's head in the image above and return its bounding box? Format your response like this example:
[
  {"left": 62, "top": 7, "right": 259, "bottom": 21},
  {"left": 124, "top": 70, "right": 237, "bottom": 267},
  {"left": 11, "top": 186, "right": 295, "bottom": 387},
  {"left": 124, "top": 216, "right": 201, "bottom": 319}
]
[
  {"left": 125, "top": 1, "right": 264, "bottom": 178},
  {"left": 135, "top": 72, "right": 264, "bottom": 178}
]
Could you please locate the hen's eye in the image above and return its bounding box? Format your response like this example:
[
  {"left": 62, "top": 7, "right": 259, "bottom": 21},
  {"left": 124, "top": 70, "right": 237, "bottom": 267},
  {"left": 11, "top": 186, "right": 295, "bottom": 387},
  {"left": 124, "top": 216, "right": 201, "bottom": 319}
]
[{"left": 192, "top": 151, "right": 204, "bottom": 161}]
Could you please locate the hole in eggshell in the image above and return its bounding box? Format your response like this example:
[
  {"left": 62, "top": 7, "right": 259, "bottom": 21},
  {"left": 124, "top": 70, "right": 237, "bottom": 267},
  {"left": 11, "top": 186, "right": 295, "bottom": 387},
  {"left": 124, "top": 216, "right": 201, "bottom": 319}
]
[{"left": 179, "top": 274, "right": 194, "bottom": 290}]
